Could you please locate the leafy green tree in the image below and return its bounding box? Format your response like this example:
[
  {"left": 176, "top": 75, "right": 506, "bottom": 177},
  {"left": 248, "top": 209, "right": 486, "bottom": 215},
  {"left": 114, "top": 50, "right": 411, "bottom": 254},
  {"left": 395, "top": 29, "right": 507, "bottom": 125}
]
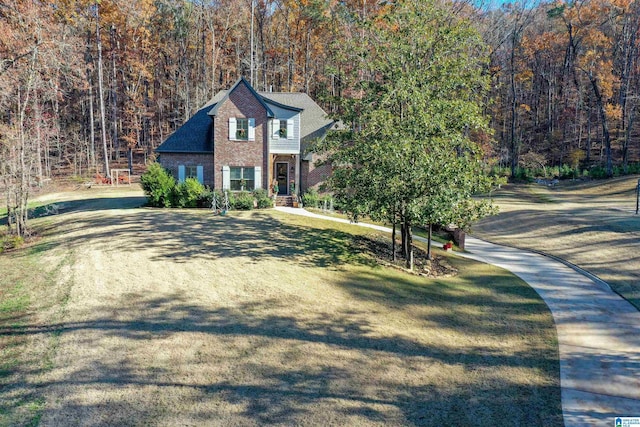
[{"left": 317, "top": 0, "right": 498, "bottom": 268}]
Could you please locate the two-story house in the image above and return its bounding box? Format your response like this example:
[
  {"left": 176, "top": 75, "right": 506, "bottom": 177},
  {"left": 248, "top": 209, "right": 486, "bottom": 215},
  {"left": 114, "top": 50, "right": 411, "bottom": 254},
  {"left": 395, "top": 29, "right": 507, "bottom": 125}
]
[{"left": 155, "top": 77, "right": 336, "bottom": 199}]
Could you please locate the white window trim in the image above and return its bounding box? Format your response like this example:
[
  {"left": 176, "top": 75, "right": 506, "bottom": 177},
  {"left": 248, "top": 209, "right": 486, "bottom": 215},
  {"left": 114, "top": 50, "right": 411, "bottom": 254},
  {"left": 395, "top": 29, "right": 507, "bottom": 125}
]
[
  {"left": 229, "top": 166, "right": 257, "bottom": 192},
  {"left": 229, "top": 117, "right": 255, "bottom": 141}
]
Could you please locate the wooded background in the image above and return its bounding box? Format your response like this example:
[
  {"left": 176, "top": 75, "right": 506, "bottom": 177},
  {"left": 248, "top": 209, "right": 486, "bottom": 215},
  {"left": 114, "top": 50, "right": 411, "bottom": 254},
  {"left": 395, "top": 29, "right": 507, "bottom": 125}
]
[{"left": 1, "top": 0, "right": 639, "bottom": 185}]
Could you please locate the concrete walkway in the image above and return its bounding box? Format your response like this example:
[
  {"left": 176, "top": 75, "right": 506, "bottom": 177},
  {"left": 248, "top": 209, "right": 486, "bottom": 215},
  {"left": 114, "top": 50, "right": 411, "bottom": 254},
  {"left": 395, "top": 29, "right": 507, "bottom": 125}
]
[{"left": 276, "top": 207, "right": 640, "bottom": 426}]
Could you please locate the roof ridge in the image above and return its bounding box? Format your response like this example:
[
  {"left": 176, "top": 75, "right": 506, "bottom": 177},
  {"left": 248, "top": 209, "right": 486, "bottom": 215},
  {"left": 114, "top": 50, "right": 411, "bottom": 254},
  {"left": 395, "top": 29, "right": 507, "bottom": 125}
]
[
  {"left": 257, "top": 91, "right": 308, "bottom": 95},
  {"left": 208, "top": 77, "right": 275, "bottom": 118}
]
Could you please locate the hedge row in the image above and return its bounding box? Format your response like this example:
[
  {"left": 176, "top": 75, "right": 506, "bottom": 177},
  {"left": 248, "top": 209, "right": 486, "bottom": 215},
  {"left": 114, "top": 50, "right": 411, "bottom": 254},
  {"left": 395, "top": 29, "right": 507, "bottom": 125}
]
[{"left": 140, "top": 163, "right": 272, "bottom": 210}]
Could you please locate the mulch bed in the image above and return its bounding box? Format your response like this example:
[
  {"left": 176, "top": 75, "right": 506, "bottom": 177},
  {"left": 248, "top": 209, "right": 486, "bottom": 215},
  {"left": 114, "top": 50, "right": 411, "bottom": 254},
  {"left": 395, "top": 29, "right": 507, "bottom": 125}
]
[{"left": 353, "top": 233, "right": 458, "bottom": 278}]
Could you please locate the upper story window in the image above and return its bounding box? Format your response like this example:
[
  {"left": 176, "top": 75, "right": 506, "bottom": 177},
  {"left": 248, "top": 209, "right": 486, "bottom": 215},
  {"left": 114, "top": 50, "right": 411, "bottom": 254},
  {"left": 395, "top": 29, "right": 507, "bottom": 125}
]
[
  {"left": 236, "top": 118, "right": 249, "bottom": 140},
  {"left": 229, "top": 117, "right": 255, "bottom": 141},
  {"left": 278, "top": 120, "right": 287, "bottom": 138},
  {"left": 272, "top": 118, "right": 294, "bottom": 140}
]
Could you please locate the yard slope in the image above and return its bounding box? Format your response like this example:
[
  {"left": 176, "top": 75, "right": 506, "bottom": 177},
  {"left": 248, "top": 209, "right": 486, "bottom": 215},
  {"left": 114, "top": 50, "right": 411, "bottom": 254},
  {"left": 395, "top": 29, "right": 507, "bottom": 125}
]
[{"left": 474, "top": 176, "right": 640, "bottom": 310}]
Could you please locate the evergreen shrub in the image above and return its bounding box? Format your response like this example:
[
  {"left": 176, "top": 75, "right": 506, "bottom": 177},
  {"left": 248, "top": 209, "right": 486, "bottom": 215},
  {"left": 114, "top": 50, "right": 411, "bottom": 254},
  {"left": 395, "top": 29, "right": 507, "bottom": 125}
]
[
  {"left": 175, "top": 178, "right": 206, "bottom": 208},
  {"left": 140, "top": 162, "right": 176, "bottom": 207},
  {"left": 233, "top": 191, "right": 254, "bottom": 210},
  {"left": 302, "top": 188, "right": 320, "bottom": 208},
  {"left": 253, "top": 189, "right": 272, "bottom": 209}
]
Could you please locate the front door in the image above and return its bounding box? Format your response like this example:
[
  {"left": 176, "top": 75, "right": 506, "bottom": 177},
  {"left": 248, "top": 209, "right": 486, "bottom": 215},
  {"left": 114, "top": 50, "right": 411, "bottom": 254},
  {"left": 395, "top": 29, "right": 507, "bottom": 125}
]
[{"left": 275, "top": 162, "right": 288, "bottom": 195}]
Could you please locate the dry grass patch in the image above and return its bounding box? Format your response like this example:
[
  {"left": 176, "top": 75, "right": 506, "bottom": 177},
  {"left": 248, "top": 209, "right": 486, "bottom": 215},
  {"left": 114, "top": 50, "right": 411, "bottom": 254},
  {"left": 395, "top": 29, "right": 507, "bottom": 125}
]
[
  {"left": 475, "top": 176, "right": 640, "bottom": 309},
  {"left": 2, "top": 187, "right": 562, "bottom": 425}
]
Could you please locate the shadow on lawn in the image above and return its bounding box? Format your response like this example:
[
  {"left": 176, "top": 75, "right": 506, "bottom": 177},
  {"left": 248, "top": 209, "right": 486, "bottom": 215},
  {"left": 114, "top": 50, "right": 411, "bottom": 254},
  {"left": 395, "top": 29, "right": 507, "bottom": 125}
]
[
  {"left": 2, "top": 292, "right": 564, "bottom": 426},
  {"left": 32, "top": 207, "right": 375, "bottom": 269},
  {"left": 0, "top": 194, "right": 146, "bottom": 228},
  {"left": 2, "top": 197, "right": 565, "bottom": 425}
]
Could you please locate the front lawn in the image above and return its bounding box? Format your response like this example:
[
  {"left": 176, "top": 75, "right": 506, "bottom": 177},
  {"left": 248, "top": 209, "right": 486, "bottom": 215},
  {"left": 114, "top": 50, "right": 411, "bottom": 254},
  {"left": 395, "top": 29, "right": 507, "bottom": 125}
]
[{"left": 1, "top": 188, "right": 562, "bottom": 425}]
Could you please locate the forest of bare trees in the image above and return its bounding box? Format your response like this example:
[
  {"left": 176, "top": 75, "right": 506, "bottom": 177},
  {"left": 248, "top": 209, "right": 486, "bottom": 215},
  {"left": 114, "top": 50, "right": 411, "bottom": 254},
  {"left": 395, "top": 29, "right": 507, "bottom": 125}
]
[{"left": 2, "top": 0, "right": 640, "bottom": 235}]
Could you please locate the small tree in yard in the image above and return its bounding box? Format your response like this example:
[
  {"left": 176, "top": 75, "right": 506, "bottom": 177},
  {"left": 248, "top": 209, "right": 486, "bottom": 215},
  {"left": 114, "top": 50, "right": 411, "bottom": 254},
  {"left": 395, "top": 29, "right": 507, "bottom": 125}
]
[{"left": 316, "top": 0, "right": 499, "bottom": 269}]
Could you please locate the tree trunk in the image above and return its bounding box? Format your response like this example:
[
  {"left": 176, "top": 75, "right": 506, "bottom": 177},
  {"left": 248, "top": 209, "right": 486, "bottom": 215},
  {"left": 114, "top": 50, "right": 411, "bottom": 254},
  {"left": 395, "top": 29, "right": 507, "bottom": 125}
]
[
  {"left": 589, "top": 73, "right": 613, "bottom": 177},
  {"left": 392, "top": 221, "right": 397, "bottom": 262},
  {"left": 586, "top": 108, "right": 592, "bottom": 164},
  {"left": 34, "top": 97, "right": 43, "bottom": 185},
  {"left": 426, "top": 223, "right": 433, "bottom": 260},
  {"left": 88, "top": 76, "right": 96, "bottom": 168},
  {"left": 405, "top": 223, "right": 413, "bottom": 270},
  {"left": 110, "top": 24, "right": 119, "bottom": 159},
  {"left": 509, "top": 28, "right": 518, "bottom": 178},
  {"left": 96, "top": 4, "right": 110, "bottom": 178},
  {"left": 623, "top": 111, "right": 635, "bottom": 171},
  {"left": 401, "top": 221, "right": 407, "bottom": 259}
]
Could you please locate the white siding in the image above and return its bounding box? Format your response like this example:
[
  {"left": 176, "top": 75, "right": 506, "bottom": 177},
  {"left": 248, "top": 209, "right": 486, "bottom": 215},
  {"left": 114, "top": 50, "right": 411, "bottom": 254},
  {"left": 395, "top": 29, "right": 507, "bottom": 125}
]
[{"left": 267, "top": 105, "right": 300, "bottom": 154}]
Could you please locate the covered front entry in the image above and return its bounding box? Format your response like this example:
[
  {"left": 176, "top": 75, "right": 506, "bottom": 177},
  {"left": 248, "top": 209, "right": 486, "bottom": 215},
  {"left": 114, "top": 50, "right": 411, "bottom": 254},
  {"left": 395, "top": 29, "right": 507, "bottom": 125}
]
[{"left": 275, "top": 162, "right": 289, "bottom": 195}]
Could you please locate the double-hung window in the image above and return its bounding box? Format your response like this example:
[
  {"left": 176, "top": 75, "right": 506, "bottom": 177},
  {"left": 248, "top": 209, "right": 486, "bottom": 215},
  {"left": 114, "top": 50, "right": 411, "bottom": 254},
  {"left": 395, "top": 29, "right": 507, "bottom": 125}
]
[
  {"left": 229, "top": 117, "right": 254, "bottom": 141},
  {"left": 278, "top": 120, "right": 287, "bottom": 138},
  {"left": 185, "top": 166, "right": 198, "bottom": 180},
  {"left": 272, "top": 118, "right": 294, "bottom": 140},
  {"left": 178, "top": 165, "right": 204, "bottom": 184},
  {"left": 236, "top": 118, "right": 249, "bottom": 140},
  {"left": 230, "top": 167, "right": 255, "bottom": 191}
]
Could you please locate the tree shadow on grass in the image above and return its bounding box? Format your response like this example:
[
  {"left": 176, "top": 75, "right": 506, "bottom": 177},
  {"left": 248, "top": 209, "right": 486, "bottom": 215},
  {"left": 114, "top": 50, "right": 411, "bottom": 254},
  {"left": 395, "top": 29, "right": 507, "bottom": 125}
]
[
  {"left": 36, "top": 208, "right": 377, "bottom": 269},
  {"left": 0, "top": 195, "right": 146, "bottom": 226},
  {"left": 1, "top": 198, "right": 566, "bottom": 425},
  {"left": 3, "top": 292, "right": 564, "bottom": 426}
]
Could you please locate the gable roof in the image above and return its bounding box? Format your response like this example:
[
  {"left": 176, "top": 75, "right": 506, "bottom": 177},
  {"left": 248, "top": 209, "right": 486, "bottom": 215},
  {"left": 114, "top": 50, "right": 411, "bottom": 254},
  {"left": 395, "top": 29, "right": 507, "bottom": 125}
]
[
  {"left": 260, "top": 92, "right": 334, "bottom": 144},
  {"left": 207, "top": 77, "right": 275, "bottom": 118},
  {"left": 156, "top": 78, "right": 336, "bottom": 154},
  {"left": 155, "top": 100, "right": 216, "bottom": 153}
]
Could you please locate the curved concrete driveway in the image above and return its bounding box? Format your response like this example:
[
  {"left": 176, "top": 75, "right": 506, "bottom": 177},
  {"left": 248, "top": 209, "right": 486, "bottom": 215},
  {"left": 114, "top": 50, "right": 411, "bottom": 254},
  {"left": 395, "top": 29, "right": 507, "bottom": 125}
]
[
  {"left": 460, "top": 237, "right": 640, "bottom": 426},
  {"left": 276, "top": 207, "right": 640, "bottom": 426}
]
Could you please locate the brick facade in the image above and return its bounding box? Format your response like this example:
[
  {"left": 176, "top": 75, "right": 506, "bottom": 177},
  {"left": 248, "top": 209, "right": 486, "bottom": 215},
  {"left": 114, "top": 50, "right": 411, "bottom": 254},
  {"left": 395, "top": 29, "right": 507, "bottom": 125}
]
[
  {"left": 302, "top": 152, "right": 331, "bottom": 192},
  {"left": 158, "top": 153, "right": 214, "bottom": 187},
  {"left": 157, "top": 77, "right": 335, "bottom": 195},
  {"left": 213, "top": 81, "right": 268, "bottom": 190}
]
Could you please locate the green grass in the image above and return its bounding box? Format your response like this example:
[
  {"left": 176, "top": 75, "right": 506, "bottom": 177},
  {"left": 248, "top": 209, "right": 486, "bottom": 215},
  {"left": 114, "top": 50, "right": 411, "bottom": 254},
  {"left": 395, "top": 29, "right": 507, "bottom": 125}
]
[
  {"left": 0, "top": 253, "right": 38, "bottom": 426},
  {"left": 0, "top": 286, "right": 29, "bottom": 315},
  {"left": 0, "top": 233, "right": 72, "bottom": 426}
]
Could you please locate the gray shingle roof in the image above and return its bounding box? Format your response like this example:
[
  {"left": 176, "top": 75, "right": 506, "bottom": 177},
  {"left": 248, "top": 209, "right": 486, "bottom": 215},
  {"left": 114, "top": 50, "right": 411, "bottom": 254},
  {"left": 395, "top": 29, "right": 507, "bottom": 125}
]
[
  {"left": 155, "top": 100, "right": 216, "bottom": 153},
  {"left": 156, "top": 79, "right": 336, "bottom": 154},
  {"left": 260, "top": 92, "right": 334, "bottom": 143}
]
